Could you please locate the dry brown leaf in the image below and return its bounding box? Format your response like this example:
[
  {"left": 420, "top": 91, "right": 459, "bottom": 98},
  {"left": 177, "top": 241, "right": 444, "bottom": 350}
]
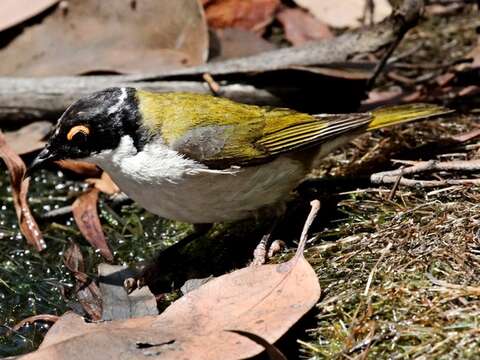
[
  {"left": 0, "top": 0, "right": 59, "bottom": 32},
  {"left": 72, "top": 188, "right": 113, "bottom": 262},
  {"left": 211, "top": 28, "right": 276, "bottom": 60},
  {"left": 0, "top": 0, "right": 208, "bottom": 76},
  {"left": 4, "top": 121, "right": 52, "bottom": 155},
  {"left": 294, "top": 0, "right": 392, "bottom": 28},
  {"left": 85, "top": 172, "right": 120, "bottom": 195},
  {"left": 63, "top": 241, "right": 103, "bottom": 321},
  {"left": 0, "top": 131, "right": 45, "bottom": 251},
  {"left": 55, "top": 160, "right": 101, "bottom": 178},
  {"left": 205, "top": 0, "right": 280, "bottom": 34},
  {"left": 277, "top": 8, "right": 333, "bottom": 46},
  {"left": 24, "top": 202, "right": 321, "bottom": 360}
]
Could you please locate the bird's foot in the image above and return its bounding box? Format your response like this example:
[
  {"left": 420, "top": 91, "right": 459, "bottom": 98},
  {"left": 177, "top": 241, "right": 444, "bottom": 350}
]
[
  {"left": 251, "top": 234, "right": 286, "bottom": 266},
  {"left": 123, "top": 275, "right": 146, "bottom": 294}
]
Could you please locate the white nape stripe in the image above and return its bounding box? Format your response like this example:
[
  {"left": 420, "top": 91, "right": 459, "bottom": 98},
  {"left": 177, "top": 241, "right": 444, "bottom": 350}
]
[{"left": 107, "top": 87, "right": 128, "bottom": 115}]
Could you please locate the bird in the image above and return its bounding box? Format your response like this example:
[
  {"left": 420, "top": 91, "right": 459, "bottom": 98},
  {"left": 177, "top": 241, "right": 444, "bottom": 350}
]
[{"left": 29, "top": 87, "right": 450, "bottom": 226}]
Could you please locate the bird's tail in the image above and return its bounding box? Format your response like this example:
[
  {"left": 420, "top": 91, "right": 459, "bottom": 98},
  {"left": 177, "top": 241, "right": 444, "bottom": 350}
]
[{"left": 367, "top": 104, "right": 452, "bottom": 131}]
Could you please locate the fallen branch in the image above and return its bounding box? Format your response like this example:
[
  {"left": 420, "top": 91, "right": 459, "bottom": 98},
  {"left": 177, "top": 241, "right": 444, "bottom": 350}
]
[
  {"left": 371, "top": 159, "right": 480, "bottom": 187},
  {"left": 0, "top": 0, "right": 424, "bottom": 127}
]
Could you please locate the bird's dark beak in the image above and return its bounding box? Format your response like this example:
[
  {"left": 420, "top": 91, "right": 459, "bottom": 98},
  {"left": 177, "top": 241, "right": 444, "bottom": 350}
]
[{"left": 25, "top": 147, "right": 57, "bottom": 179}]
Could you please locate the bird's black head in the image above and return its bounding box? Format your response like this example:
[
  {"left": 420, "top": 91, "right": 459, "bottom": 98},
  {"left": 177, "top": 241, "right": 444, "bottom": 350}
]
[{"left": 27, "top": 87, "right": 143, "bottom": 175}]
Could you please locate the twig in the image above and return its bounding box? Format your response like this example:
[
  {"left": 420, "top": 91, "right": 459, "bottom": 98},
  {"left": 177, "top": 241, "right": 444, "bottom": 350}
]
[
  {"left": 364, "top": 242, "right": 392, "bottom": 296},
  {"left": 202, "top": 73, "right": 221, "bottom": 95},
  {"left": 427, "top": 273, "right": 480, "bottom": 296},
  {"left": 366, "top": 0, "right": 424, "bottom": 89},
  {"left": 371, "top": 159, "right": 480, "bottom": 188},
  {"left": 40, "top": 205, "right": 73, "bottom": 219},
  {"left": 387, "top": 171, "right": 404, "bottom": 200},
  {"left": 296, "top": 200, "right": 321, "bottom": 257}
]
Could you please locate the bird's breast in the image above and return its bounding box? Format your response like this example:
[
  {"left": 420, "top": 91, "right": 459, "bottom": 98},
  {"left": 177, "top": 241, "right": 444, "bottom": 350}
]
[{"left": 89, "top": 136, "right": 307, "bottom": 223}]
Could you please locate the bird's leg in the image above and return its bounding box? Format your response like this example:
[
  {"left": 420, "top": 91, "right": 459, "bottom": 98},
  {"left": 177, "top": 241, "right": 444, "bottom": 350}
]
[{"left": 124, "top": 223, "right": 213, "bottom": 293}]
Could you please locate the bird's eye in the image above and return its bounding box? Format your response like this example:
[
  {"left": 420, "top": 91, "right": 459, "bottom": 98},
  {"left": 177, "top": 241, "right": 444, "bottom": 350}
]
[{"left": 67, "top": 125, "right": 90, "bottom": 142}]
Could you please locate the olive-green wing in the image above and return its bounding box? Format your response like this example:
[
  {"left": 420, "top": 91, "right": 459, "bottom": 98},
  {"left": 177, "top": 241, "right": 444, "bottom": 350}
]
[
  {"left": 168, "top": 109, "right": 372, "bottom": 168},
  {"left": 137, "top": 91, "right": 372, "bottom": 168}
]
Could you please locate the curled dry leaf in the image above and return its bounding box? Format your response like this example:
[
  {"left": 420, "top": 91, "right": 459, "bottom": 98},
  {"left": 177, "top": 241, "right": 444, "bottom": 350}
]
[
  {"left": 85, "top": 172, "right": 120, "bottom": 195},
  {"left": 63, "top": 241, "right": 103, "bottom": 321},
  {"left": 294, "top": 0, "right": 392, "bottom": 28},
  {"left": 0, "top": 0, "right": 208, "bottom": 76},
  {"left": 23, "top": 202, "right": 321, "bottom": 360},
  {"left": 276, "top": 8, "right": 333, "bottom": 46},
  {"left": 0, "top": 0, "right": 59, "bottom": 32},
  {"left": 55, "top": 160, "right": 101, "bottom": 178},
  {"left": 72, "top": 188, "right": 113, "bottom": 262},
  {"left": 0, "top": 131, "right": 45, "bottom": 251},
  {"left": 205, "top": 0, "right": 280, "bottom": 34}
]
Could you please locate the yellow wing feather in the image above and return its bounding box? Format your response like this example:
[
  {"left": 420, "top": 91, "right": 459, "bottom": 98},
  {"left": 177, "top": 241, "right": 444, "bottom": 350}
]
[{"left": 136, "top": 91, "right": 451, "bottom": 168}]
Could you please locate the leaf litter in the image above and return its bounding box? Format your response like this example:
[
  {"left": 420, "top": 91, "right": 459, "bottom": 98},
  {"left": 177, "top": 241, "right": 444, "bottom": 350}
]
[
  {"left": 0, "top": 131, "right": 45, "bottom": 251},
  {"left": 63, "top": 241, "right": 102, "bottom": 321},
  {"left": 0, "top": 0, "right": 208, "bottom": 76},
  {"left": 293, "top": 0, "right": 392, "bottom": 29},
  {"left": 0, "top": 0, "right": 58, "bottom": 32},
  {"left": 20, "top": 201, "right": 322, "bottom": 360},
  {"left": 72, "top": 188, "right": 113, "bottom": 262}
]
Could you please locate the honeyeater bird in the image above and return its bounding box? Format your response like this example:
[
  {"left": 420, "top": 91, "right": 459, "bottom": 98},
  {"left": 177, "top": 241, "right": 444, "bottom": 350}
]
[{"left": 29, "top": 88, "right": 450, "bottom": 224}]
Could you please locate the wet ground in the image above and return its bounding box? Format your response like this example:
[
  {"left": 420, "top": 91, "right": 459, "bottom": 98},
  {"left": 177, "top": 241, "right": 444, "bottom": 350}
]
[{"left": 0, "top": 169, "right": 185, "bottom": 357}]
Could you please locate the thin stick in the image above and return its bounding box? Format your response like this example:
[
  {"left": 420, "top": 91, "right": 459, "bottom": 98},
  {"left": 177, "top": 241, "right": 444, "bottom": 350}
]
[
  {"left": 295, "top": 200, "right": 321, "bottom": 258},
  {"left": 202, "top": 73, "right": 221, "bottom": 95},
  {"left": 371, "top": 159, "right": 480, "bottom": 188},
  {"left": 364, "top": 242, "right": 392, "bottom": 296}
]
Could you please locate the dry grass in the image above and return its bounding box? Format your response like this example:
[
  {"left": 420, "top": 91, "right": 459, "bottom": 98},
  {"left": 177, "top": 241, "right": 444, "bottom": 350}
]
[{"left": 300, "top": 115, "right": 480, "bottom": 359}]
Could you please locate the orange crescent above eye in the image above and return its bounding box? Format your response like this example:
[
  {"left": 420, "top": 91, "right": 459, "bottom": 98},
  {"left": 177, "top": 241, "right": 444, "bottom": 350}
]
[{"left": 67, "top": 125, "right": 90, "bottom": 141}]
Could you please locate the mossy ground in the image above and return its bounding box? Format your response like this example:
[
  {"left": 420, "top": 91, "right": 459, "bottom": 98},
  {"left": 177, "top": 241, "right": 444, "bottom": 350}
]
[{"left": 299, "top": 115, "right": 480, "bottom": 359}]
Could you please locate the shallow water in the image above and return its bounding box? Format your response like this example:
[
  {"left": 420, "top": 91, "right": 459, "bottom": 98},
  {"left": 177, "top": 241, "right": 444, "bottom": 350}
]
[{"left": 0, "top": 168, "right": 186, "bottom": 357}]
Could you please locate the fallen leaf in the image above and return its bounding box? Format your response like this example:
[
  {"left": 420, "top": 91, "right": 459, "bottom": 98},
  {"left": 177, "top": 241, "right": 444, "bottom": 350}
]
[
  {"left": 24, "top": 202, "right": 321, "bottom": 360},
  {"left": 276, "top": 8, "right": 333, "bottom": 46},
  {"left": 98, "top": 264, "right": 158, "bottom": 321},
  {"left": 205, "top": 0, "right": 280, "bottom": 34},
  {"left": 0, "top": 0, "right": 208, "bottom": 76},
  {"left": 0, "top": 0, "right": 59, "bottom": 32},
  {"left": 294, "top": 0, "right": 392, "bottom": 28},
  {"left": 55, "top": 160, "right": 101, "bottom": 178},
  {"left": 72, "top": 188, "right": 113, "bottom": 262},
  {"left": 4, "top": 121, "right": 52, "bottom": 155},
  {"left": 63, "top": 241, "right": 103, "bottom": 321},
  {"left": 85, "top": 172, "right": 120, "bottom": 195},
  {"left": 210, "top": 28, "right": 276, "bottom": 61},
  {"left": 0, "top": 131, "right": 45, "bottom": 251}
]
